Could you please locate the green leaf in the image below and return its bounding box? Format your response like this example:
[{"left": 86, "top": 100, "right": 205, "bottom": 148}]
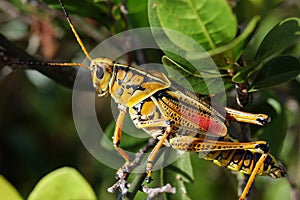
[
  {"left": 161, "top": 152, "right": 194, "bottom": 200},
  {"left": 0, "top": 175, "right": 23, "bottom": 200},
  {"left": 162, "top": 56, "right": 224, "bottom": 79},
  {"left": 233, "top": 18, "right": 300, "bottom": 83},
  {"left": 232, "top": 66, "right": 252, "bottom": 83},
  {"left": 28, "top": 167, "right": 96, "bottom": 200},
  {"left": 127, "top": 0, "right": 149, "bottom": 28},
  {"left": 148, "top": 0, "right": 162, "bottom": 28},
  {"left": 151, "top": 0, "right": 237, "bottom": 51},
  {"left": 254, "top": 17, "right": 300, "bottom": 62},
  {"left": 148, "top": 0, "right": 242, "bottom": 93},
  {"left": 208, "top": 16, "right": 260, "bottom": 62},
  {"left": 250, "top": 55, "right": 300, "bottom": 92},
  {"left": 162, "top": 56, "right": 228, "bottom": 95},
  {"left": 148, "top": 0, "right": 229, "bottom": 90}
]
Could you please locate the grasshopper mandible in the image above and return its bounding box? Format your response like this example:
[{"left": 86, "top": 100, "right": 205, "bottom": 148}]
[{"left": 34, "top": 1, "right": 287, "bottom": 199}]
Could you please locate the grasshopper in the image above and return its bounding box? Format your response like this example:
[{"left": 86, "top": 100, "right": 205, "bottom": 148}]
[{"left": 34, "top": 1, "right": 287, "bottom": 199}]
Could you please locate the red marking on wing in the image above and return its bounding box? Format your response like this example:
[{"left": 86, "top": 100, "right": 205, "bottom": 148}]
[{"left": 182, "top": 111, "right": 227, "bottom": 136}]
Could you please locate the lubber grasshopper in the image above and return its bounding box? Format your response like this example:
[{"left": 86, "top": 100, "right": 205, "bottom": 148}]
[{"left": 30, "top": 0, "right": 286, "bottom": 199}]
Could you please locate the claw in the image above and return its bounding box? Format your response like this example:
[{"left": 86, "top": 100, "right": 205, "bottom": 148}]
[
  {"left": 255, "top": 143, "right": 269, "bottom": 153},
  {"left": 257, "top": 115, "right": 271, "bottom": 125},
  {"left": 145, "top": 176, "right": 153, "bottom": 183}
]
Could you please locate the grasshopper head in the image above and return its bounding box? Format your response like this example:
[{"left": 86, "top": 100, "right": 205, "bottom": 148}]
[{"left": 90, "top": 58, "right": 114, "bottom": 96}]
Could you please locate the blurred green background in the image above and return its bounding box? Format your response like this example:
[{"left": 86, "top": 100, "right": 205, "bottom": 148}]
[{"left": 0, "top": 0, "right": 299, "bottom": 199}]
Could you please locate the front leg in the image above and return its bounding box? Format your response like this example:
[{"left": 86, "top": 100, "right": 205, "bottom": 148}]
[{"left": 113, "top": 105, "right": 131, "bottom": 179}]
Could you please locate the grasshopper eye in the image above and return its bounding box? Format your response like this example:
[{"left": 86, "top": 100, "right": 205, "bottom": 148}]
[{"left": 96, "top": 67, "right": 104, "bottom": 79}]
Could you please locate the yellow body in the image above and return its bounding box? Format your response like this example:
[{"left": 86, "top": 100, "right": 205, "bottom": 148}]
[{"left": 89, "top": 58, "right": 285, "bottom": 180}]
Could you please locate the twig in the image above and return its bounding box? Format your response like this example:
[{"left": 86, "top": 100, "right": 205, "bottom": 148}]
[
  {"left": 236, "top": 82, "right": 250, "bottom": 108},
  {"left": 235, "top": 82, "right": 253, "bottom": 200},
  {"left": 142, "top": 183, "right": 176, "bottom": 200},
  {"left": 107, "top": 178, "right": 130, "bottom": 196},
  {"left": 128, "top": 138, "right": 156, "bottom": 171},
  {"left": 286, "top": 173, "right": 299, "bottom": 200}
]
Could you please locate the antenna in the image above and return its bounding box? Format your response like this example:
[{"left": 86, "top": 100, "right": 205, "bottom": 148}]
[
  {"left": 58, "top": 0, "right": 93, "bottom": 61},
  {"left": 12, "top": 61, "right": 89, "bottom": 69},
  {"left": 9, "top": 1, "right": 92, "bottom": 70},
  {"left": 48, "top": 62, "right": 89, "bottom": 68}
]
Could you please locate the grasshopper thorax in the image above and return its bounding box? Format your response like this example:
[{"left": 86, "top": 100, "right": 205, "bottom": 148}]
[{"left": 90, "top": 57, "right": 114, "bottom": 97}]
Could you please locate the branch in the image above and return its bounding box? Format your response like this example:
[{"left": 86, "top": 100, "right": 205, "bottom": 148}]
[
  {"left": 234, "top": 82, "right": 253, "bottom": 200},
  {"left": 142, "top": 183, "right": 176, "bottom": 200},
  {"left": 107, "top": 178, "right": 129, "bottom": 196},
  {"left": 107, "top": 138, "right": 156, "bottom": 195},
  {"left": 286, "top": 173, "right": 299, "bottom": 200},
  {"left": 108, "top": 138, "right": 175, "bottom": 199},
  {"left": 0, "top": 33, "right": 88, "bottom": 89}
]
